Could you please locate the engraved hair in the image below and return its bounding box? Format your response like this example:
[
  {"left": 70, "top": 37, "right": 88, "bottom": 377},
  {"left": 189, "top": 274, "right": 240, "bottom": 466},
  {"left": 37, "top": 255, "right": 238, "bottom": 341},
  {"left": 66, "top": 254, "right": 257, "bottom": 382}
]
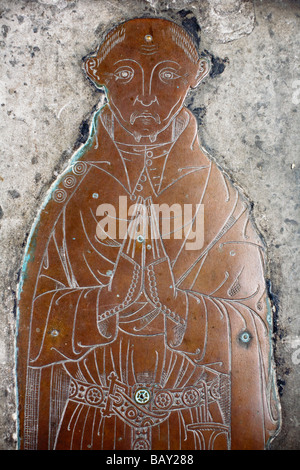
[
  {"left": 96, "top": 20, "right": 199, "bottom": 65},
  {"left": 97, "top": 26, "right": 126, "bottom": 64},
  {"left": 169, "top": 24, "right": 199, "bottom": 65}
]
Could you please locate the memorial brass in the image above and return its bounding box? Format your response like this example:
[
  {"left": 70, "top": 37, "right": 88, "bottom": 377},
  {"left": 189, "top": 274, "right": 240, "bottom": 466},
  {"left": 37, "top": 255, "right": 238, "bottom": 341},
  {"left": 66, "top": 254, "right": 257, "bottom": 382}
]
[{"left": 17, "top": 18, "right": 280, "bottom": 450}]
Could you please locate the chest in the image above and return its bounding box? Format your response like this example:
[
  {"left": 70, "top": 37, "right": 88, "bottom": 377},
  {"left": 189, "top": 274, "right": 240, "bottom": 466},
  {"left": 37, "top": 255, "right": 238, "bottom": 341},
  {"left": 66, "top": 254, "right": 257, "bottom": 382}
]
[{"left": 62, "top": 164, "right": 207, "bottom": 284}]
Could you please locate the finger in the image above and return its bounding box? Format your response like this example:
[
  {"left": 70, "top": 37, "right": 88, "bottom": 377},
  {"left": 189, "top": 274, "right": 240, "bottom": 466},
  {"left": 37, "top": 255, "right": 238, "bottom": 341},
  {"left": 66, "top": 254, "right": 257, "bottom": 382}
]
[
  {"left": 145, "top": 199, "right": 168, "bottom": 265},
  {"left": 145, "top": 199, "right": 159, "bottom": 263},
  {"left": 110, "top": 252, "right": 141, "bottom": 299},
  {"left": 120, "top": 196, "right": 145, "bottom": 265}
]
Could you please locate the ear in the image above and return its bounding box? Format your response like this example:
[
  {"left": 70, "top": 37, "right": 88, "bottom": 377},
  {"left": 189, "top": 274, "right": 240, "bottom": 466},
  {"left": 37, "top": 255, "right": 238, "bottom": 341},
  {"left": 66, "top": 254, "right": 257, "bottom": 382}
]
[
  {"left": 190, "top": 57, "right": 210, "bottom": 89},
  {"left": 84, "top": 57, "right": 101, "bottom": 85}
]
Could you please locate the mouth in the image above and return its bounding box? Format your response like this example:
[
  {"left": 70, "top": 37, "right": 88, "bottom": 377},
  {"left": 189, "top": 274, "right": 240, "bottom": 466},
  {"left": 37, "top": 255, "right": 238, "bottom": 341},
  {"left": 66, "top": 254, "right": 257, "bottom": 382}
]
[{"left": 130, "top": 111, "right": 161, "bottom": 125}]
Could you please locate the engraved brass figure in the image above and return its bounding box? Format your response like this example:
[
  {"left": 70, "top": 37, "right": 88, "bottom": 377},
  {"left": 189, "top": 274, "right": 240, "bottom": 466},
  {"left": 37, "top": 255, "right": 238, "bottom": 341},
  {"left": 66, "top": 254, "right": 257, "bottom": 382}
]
[{"left": 17, "top": 18, "right": 280, "bottom": 450}]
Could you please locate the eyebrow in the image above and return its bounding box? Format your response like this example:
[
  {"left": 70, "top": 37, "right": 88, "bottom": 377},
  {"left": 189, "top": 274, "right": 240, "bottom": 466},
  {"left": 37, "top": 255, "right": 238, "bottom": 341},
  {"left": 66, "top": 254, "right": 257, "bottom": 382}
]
[{"left": 113, "top": 58, "right": 143, "bottom": 67}]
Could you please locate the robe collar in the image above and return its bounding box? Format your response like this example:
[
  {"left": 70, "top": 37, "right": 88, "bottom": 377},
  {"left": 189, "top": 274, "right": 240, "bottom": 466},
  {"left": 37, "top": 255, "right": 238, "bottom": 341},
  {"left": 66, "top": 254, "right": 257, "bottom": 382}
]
[{"left": 91, "top": 106, "right": 207, "bottom": 197}]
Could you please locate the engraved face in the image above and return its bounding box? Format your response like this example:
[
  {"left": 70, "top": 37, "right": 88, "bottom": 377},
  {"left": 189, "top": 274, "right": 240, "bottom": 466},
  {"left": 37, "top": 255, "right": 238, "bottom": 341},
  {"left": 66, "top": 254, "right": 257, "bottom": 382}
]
[
  {"left": 85, "top": 19, "right": 209, "bottom": 142},
  {"left": 101, "top": 56, "right": 191, "bottom": 142}
]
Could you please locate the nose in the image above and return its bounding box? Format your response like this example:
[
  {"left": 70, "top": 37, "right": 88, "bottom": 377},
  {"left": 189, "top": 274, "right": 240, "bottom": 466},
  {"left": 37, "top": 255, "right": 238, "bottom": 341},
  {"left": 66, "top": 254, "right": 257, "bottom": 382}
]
[
  {"left": 135, "top": 95, "right": 158, "bottom": 107},
  {"left": 134, "top": 75, "right": 158, "bottom": 107}
]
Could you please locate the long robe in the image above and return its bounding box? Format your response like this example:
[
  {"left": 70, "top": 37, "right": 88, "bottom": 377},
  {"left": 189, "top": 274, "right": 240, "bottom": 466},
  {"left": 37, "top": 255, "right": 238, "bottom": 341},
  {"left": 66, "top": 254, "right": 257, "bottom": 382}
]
[{"left": 17, "top": 105, "right": 280, "bottom": 450}]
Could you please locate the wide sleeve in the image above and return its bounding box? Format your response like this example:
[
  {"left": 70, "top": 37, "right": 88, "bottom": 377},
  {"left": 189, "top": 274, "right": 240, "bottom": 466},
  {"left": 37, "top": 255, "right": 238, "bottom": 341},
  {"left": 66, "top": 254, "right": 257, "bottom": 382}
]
[
  {"left": 27, "top": 208, "right": 119, "bottom": 368},
  {"left": 172, "top": 159, "right": 280, "bottom": 447}
]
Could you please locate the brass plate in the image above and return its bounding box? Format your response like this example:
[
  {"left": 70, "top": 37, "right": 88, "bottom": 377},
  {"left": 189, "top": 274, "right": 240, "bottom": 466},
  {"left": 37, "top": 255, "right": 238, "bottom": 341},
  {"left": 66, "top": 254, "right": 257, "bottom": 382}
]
[{"left": 17, "top": 17, "right": 280, "bottom": 450}]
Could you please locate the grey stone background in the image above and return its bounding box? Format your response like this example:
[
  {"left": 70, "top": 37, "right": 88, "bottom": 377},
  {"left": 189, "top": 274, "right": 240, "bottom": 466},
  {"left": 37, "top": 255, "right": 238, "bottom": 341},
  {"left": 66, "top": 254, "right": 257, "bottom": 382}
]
[{"left": 0, "top": 0, "right": 299, "bottom": 450}]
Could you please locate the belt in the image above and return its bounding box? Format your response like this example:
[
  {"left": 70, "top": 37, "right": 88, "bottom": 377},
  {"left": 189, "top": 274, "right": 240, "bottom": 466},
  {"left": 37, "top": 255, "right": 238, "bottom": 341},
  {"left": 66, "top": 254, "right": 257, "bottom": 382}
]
[{"left": 68, "top": 372, "right": 221, "bottom": 429}]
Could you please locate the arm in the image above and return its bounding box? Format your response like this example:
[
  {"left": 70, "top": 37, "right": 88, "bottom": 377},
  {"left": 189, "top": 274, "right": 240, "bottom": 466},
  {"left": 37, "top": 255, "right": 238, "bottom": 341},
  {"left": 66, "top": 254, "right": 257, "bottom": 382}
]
[{"left": 29, "top": 210, "right": 142, "bottom": 368}]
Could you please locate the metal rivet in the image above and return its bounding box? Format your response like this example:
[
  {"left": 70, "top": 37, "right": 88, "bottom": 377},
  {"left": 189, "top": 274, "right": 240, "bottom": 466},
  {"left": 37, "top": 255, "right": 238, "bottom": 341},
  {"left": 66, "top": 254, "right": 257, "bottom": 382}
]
[
  {"left": 137, "top": 235, "right": 145, "bottom": 243},
  {"left": 239, "top": 331, "right": 251, "bottom": 343},
  {"left": 134, "top": 388, "right": 151, "bottom": 404},
  {"left": 92, "top": 193, "right": 99, "bottom": 199},
  {"left": 50, "top": 329, "right": 59, "bottom": 337},
  {"left": 145, "top": 34, "right": 153, "bottom": 43}
]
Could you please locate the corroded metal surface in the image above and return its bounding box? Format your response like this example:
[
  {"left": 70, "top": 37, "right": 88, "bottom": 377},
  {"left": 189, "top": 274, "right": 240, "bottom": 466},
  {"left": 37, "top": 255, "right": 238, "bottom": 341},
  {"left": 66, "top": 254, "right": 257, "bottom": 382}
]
[{"left": 17, "top": 17, "right": 280, "bottom": 450}]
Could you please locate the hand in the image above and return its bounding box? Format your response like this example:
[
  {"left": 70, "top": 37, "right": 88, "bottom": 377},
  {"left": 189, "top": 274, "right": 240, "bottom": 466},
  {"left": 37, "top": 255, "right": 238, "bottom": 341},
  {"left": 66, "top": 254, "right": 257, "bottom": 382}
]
[
  {"left": 99, "top": 201, "right": 145, "bottom": 317},
  {"left": 144, "top": 199, "right": 182, "bottom": 312},
  {"left": 143, "top": 200, "right": 188, "bottom": 349}
]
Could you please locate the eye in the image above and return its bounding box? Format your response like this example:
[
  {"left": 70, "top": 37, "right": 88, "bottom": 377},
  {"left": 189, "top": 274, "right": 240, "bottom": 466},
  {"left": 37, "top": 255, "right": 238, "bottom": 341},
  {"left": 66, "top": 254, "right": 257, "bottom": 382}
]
[
  {"left": 159, "top": 68, "right": 181, "bottom": 82},
  {"left": 114, "top": 67, "right": 134, "bottom": 83}
]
